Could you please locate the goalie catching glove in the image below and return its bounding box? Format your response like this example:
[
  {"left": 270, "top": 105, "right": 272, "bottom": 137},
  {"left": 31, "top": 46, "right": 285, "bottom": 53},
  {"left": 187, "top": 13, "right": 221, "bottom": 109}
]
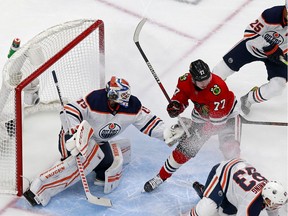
[
  {"left": 66, "top": 120, "right": 94, "bottom": 158},
  {"left": 163, "top": 123, "right": 185, "bottom": 147}
]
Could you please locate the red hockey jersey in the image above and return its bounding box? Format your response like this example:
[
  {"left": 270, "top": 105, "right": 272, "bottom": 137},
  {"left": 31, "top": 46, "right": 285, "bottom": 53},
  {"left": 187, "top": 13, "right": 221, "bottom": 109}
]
[{"left": 171, "top": 73, "right": 237, "bottom": 125}]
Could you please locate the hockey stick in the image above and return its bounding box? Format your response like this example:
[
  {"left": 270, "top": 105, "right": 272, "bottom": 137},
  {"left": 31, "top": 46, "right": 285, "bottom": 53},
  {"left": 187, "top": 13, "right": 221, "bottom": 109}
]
[
  {"left": 51, "top": 70, "right": 112, "bottom": 207},
  {"left": 280, "top": 56, "right": 288, "bottom": 66},
  {"left": 240, "top": 115, "right": 287, "bottom": 126},
  {"left": 133, "top": 18, "right": 191, "bottom": 137}
]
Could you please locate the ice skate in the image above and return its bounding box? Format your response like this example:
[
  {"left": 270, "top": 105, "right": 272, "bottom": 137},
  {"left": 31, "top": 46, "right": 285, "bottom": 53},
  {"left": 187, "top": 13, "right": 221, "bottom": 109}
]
[
  {"left": 23, "top": 189, "right": 38, "bottom": 206},
  {"left": 143, "top": 174, "right": 164, "bottom": 192},
  {"left": 240, "top": 93, "right": 251, "bottom": 115},
  {"left": 240, "top": 86, "right": 258, "bottom": 115}
]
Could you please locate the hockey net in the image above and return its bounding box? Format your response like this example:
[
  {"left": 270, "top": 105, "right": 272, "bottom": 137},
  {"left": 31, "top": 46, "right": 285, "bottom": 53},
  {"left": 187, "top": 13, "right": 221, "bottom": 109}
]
[{"left": 0, "top": 19, "right": 105, "bottom": 196}]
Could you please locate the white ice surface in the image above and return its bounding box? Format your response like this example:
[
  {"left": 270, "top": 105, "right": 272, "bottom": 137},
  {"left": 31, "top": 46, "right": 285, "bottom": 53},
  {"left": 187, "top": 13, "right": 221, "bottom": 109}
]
[{"left": 0, "top": 0, "right": 287, "bottom": 215}]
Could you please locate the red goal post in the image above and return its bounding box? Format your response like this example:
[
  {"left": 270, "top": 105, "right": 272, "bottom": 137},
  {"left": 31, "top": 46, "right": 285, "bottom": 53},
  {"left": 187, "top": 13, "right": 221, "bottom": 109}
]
[{"left": 0, "top": 19, "right": 105, "bottom": 196}]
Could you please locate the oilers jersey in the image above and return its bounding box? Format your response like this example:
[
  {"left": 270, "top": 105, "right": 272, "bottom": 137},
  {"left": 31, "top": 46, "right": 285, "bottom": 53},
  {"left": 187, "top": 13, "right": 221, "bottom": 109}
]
[
  {"left": 192, "top": 159, "right": 279, "bottom": 216},
  {"left": 59, "top": 88, "right": 165, "bottom": 158},
  {"left": 244, "top": 5, "right": 287, "bottom": 58}
]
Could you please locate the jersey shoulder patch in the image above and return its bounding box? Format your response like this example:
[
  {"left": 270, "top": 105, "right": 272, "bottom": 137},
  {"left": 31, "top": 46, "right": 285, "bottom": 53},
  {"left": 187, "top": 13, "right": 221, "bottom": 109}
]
[
  {"left": 85, "top": 89, "right": 109, "bottom": 112},
  {"left": 209, "top": 74, "right": 228, "bottom": 96},
  {"left": 210, "top": 84, "right": 221, "bottom": 96},
  {"left": 179, "top": 73, "right": 190, "bottom": 81}
]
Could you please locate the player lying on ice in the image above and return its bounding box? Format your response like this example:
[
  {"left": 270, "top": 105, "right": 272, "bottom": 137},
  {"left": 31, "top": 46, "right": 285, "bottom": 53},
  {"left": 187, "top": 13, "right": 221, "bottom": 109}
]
[
  {"left": 183, "top": 158, "right": 288, "bottom": 216},
  {"left": 23, "top": 76, "right": 178, "bottom": 206},
  {"left": 144, "top": 59, "right": 242, "bottom": 192}
]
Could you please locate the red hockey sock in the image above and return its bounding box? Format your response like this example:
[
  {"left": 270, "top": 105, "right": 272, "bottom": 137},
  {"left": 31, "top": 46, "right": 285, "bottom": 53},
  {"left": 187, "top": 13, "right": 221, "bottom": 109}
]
[{"left": 159, "top": 150, "right": 190, "bottom": 180}]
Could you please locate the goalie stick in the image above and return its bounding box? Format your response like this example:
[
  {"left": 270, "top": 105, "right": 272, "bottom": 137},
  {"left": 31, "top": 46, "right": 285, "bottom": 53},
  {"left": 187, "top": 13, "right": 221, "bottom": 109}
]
[
  {"left": 133, "top": 18, "right": 191, "bottom": 137},
  {"left": 51, "top": 70, "right": 112, "bottom": 207},
  {"left": 240, "top": 115, "right": 288, "bottom": 126}
]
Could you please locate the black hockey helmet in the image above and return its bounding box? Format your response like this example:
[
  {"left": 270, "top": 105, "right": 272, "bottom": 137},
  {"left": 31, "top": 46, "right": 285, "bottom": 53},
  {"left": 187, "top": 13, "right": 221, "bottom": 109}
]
[{"left": 189, "top": 59, "right": 211, "bottom": 82}]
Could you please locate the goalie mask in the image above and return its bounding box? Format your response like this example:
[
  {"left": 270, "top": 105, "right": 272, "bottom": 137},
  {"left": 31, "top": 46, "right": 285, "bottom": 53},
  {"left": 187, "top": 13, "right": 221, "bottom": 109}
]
[
  {"left": 189, "top": 59, "right": 211, "bottom": 82},
  {"left": 106, "top": 76, "right": 131, "bottom": 108},
  {"left": 262, "top": 181, "right": 288, "bottom": 210}
]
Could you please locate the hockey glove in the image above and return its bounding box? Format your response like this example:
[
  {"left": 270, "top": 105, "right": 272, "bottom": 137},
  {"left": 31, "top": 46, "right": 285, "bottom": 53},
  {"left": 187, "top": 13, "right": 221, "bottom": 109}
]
[
  {"left": 167, "top": 100, "right": 185, "bottom": 118},
  {"left": 263, "top": 43, "right": 284, "bottom": 64}
]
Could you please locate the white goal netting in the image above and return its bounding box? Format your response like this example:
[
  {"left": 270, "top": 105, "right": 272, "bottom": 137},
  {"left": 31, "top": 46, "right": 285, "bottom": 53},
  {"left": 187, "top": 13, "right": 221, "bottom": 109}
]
[{"left": 0, "top": 19, "right": 105, "bottom": 195}]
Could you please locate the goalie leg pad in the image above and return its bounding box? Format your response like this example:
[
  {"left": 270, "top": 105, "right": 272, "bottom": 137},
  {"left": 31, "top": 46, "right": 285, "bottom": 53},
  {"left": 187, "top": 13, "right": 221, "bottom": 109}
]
[
  {"left": 110, "top": 139, "right": 131, "bottom": 165},
  {"left": 28, "top": 141, "right": 103, "bottom": 206},
  {"left": 29, "top": 156, "right": 77, "bottom": 206},
  {"left": 103, "top": 142, "right": 124, "bottom": 194}
]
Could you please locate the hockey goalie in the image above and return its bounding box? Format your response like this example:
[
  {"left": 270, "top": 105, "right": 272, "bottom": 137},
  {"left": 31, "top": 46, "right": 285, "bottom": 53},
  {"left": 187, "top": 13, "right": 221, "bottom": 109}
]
[
  {"left": 23, "top": 76, "right": 169, "bottom": 206},
  {"left": 23, "top": 120, "right": 128, "bottom": 206}
]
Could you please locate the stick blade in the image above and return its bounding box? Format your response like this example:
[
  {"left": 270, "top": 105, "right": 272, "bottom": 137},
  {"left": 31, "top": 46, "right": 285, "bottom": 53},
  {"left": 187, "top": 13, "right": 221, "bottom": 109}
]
[
  {"left": 87, "top": 193, "right": 112, "bottom": 207},
  {"left": 133, "top": 18, "right": 147, "bottom": 43}
]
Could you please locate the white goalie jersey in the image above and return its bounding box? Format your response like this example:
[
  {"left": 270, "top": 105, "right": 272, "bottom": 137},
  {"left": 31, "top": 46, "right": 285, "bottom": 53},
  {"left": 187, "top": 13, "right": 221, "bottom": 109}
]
[
  {"left": 60, "top": 88, "right": 164, "bottom": 144},
  {"left": 26, "top": 88, "right": 166, "bottom": 206}
]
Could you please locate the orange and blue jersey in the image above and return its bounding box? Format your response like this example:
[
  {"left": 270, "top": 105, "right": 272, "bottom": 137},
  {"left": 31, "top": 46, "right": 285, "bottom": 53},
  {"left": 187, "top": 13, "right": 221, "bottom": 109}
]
[
  {"left": 244, "top": 5, "right": 287, "bottom": 58},
  {"left": 196, "top": 159, "right": 275, "bottom": 216},
  {"left": 58, "top": 89, "right": 164, "bottom": 158}
]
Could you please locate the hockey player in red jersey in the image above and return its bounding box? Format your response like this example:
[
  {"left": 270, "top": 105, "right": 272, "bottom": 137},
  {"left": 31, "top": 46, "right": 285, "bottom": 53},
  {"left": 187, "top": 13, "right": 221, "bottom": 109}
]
[
  {"left": 23, "top": 76, "right": 167, "bottom": 206},
  {"left": 144, "top": 59, "right": 242, "bottom": 192},
  {"left": 183, "top": 158, "right": 288, "bottom": 216},
  {"left": 213, "top": 5, "right": 287, "bottom": 115}
]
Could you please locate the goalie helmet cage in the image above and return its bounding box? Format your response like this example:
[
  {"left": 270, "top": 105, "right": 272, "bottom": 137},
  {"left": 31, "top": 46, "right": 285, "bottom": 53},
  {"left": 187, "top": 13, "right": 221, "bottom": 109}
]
[{"left": 0, "top": 19, "right": 105, "bottom": 196}]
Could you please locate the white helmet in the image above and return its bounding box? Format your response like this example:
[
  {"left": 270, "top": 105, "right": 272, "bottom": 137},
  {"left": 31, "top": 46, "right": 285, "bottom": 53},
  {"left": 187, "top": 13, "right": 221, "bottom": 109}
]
[
  {"left": 262, "top": 181, "right": 288, "bottom": 210},
  {"left": 106, "top": 76, "right": 131, "bottom": 108}
]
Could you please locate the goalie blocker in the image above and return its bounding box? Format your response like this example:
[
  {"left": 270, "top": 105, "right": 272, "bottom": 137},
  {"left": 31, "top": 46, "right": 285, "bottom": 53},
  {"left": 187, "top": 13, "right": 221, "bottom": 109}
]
[{"left": 23, "top": 121, "right": 131, "bottom": 206}]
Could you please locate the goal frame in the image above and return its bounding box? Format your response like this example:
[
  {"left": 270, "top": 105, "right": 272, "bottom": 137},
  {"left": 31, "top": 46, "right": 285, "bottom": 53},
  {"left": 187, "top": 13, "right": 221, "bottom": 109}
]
[{"left": 14, "top": 19, "right": 105, "bottom": 196}]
